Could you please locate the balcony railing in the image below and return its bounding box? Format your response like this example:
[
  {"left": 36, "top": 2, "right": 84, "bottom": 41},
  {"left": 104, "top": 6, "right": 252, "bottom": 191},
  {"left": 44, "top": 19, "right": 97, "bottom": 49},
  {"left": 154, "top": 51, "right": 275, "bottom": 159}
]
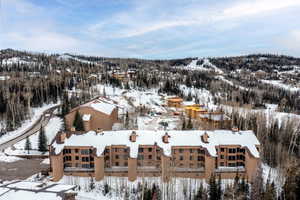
[
  {"left": 215, "top": 167, "right": 245, "bottom": 172},
  {"left": 64, "top": 167, "right": 94, "bottom": 172},
  {"left": 173, "top": 167, "right": 204, "bottom": 172}
]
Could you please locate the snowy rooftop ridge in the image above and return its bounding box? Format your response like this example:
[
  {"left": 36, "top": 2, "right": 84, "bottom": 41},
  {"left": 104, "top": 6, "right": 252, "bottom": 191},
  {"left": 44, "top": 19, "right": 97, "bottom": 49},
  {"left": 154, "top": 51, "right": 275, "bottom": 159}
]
[
  {"left": 52, "top": 130, "right": 260, "bottom": 158},
  {"left": 77, "top": 97, "right": 117, "bottom": 115}
]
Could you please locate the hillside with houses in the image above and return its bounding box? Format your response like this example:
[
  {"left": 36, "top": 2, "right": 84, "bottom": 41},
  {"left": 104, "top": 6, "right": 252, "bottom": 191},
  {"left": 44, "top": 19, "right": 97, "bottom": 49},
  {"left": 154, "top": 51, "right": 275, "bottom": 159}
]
[{"left": 0, "top": 49, "right": 299, "bottom": 200}]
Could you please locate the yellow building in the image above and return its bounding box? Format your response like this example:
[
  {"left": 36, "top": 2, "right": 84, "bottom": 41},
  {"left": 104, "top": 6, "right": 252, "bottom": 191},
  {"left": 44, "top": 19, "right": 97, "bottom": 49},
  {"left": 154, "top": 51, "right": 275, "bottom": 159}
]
[{"left": 167, "top": 97, "right": 183, "bottom": 108}]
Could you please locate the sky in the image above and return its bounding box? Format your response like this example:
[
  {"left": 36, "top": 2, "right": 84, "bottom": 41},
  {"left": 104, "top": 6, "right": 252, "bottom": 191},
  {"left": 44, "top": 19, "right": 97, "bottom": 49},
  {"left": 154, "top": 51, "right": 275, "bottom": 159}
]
[{"left": 0, "top": 0, "right": 300, "bottom": 59}]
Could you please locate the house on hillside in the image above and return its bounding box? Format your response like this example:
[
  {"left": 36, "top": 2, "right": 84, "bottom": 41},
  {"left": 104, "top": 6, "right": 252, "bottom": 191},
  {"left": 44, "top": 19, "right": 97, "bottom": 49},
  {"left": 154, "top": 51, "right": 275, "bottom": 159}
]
[
  {"left": 166, "top": 97, "right": 183, "bottom": 108},
  {"left": 65, "top": 97, "right": 119, "bottom": 131}
]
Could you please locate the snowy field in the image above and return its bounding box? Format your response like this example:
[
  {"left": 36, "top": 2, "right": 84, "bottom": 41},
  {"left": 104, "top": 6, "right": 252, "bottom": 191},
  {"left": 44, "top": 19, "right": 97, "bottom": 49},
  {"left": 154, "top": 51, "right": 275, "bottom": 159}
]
[
  {"left": 261, "top": 80, "right": 300, "bottom": 92},
  {"left": 0, "top": 103, "right": 60, "bottom": 145}
]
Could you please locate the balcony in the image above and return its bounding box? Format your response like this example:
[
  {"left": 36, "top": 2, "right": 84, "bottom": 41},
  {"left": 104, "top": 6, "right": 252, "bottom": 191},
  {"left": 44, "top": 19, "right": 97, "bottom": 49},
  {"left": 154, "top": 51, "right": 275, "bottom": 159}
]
[
  {"left": 64, "top": 167, "right": 94, "bottom": 172},
  {"left": 105, "top": 167, "right": 128, "bottom": 172},
  {"left": 137, "top": 166, "right": 160, "bottom": 172},
  {"left": 215, "top": 166, "right": 245, "bottom": 173},
  {"left": 173, "top": 167, "right": 204, "bottom": 172}
]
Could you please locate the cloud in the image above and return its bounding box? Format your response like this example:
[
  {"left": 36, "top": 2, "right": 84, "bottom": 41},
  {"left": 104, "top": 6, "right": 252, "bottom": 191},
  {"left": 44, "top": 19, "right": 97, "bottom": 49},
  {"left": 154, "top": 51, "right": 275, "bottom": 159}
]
[
  {"left": 86, "top": 0, "right": 300, "bottom": 39},
  {"left": 277, "top": 30, "right": 300, "bottom": 53}
]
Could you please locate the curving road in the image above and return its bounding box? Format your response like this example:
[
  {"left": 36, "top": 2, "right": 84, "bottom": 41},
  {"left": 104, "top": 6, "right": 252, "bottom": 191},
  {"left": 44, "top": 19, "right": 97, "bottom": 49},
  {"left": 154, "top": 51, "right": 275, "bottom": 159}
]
[{"left": 0, "top": 105, "right": 60, "bottom": 151}]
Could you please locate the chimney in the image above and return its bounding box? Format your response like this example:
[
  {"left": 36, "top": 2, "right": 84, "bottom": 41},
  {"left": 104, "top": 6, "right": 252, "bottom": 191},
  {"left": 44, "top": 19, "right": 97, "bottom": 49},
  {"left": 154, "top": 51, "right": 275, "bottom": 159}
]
[
  {"left": 162, "top": 132, "right": 170, "bottom": 143},
  {"left": 95, "top": 128, "right": 103, "bottom": 135},
  {"left": 70, "top": 126, "right": 76, "bottom": 132},
  {"left": 232, "top": 127, "right": 239, "bottom": 133},
  {"left": 201, "top": 132, "right": 209, "bottom": 143},
  {"left": 129, "top": 131, "right": 137, "bottom": 142}
]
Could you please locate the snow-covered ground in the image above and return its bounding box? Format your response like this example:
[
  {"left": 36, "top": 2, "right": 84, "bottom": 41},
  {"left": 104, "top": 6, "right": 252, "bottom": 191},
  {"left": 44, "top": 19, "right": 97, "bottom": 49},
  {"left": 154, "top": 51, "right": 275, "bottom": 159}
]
[
  {"left": 0, "top": 103, "right": 60, "bottom": 145},
  {"left": 181, "top": 58, "right": 223, "bottom": 74},
  {"left": 216, "top": 75, "right": 247, "bottom": 90},
  {"left": 261, "top": 80, "right": 300, "bottom": 92},
  {"left": 0, "top": 153, "right": 23, "bottom": 163},
  {"left": 9, "top": 117, "right": 63, "bottom": 151}
]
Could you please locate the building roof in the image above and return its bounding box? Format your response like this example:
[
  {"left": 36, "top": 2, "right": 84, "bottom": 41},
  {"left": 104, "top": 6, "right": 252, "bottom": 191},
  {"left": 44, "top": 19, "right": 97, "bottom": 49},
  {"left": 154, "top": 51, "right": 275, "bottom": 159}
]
[
  {"left": 52, "top": 130, "right": 260, "bottom": 158},
  {"left": 0, "top": 181, "right": 76, "bottom": 200},
  {"left": 73, "top": 97, "right": 117, "bottom": 116}
]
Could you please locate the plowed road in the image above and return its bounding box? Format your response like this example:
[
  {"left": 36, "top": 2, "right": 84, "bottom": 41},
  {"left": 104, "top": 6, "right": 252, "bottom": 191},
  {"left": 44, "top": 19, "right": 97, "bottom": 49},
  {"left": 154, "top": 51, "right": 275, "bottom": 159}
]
[{"left": 0, "top": 105, "right": 60, "bottom": 151}]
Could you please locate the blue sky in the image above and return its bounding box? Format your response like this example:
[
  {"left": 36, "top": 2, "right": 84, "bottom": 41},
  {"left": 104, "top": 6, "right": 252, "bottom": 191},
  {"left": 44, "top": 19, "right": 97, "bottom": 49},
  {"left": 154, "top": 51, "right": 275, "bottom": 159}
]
[{"left": 0, "top": 0, "right": 300, "bottom": 59}]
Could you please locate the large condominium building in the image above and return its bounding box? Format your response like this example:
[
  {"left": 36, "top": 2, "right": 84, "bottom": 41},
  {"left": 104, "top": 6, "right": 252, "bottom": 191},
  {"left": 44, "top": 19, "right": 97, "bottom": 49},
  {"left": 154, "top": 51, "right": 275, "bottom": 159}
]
[{"left": 49, "top": 130, "right": 260, "bottom": 182}]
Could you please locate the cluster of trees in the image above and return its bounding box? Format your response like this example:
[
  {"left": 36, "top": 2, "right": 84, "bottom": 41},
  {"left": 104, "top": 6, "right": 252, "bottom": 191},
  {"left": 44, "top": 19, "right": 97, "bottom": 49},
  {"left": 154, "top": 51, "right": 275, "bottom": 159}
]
[{"left": 24, "top": 126, "right": 48, "bottom": 152}]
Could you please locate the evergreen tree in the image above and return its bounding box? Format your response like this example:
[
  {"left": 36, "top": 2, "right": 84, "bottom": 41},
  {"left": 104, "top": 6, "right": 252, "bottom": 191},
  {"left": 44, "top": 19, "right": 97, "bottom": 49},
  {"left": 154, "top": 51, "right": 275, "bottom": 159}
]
[
  {"left": 24, "top": 136, "right": 32, "bottom": 154},
  {"left": 194, "top": 184, "right": 204, "bottom": 200},
  {"left": 73, "top": 110, "right": 84, "bottom": 131},
  {"left": 187, "top": 116, "right": 193, "bottom": 130},
  {"left": 38, "top": 126, "right": 48, "bottom": 152},
  {"left": 209, "top": 174, "right": 220, "bottom": 200},
  {"left": 182, "top": 119, "right": 186, "bottom": 130}
]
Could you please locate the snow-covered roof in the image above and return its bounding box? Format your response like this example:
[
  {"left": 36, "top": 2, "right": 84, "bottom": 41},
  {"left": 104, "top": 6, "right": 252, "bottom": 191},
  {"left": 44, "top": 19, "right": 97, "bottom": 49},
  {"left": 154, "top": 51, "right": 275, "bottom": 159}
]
[
  {"left": 0, "top": 181, "right": 76, "bottom": 200},
  {"left": 90, "top": 102, "right": 115, "bottom": 115},
  {"left": 52, "top": 130, "right": 260, "bottom": 158},
  {"left": 78, "top": 98, "right": 117, "bottom": 115},
  {"left": 82, "top": 114, "right": 91, "bottom": 121}
]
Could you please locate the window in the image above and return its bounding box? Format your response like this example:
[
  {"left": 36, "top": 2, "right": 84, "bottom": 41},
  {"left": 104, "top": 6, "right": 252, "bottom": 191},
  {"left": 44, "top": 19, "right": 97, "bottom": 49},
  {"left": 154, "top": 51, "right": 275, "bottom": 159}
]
[
  {"left": 114, "top": 148, "right": 118, "bottom": 152},
  {"left": 124, "top": 162, "right": 128, "bottom": 166},
  {"left": 90, "top": 157, "right": 94, "bottom": 161},
  {"left": 138, "top": 155, "right": 144, "bottom": 160},
  {"left": 81, "top": 149, "right": 89, "bottom": 155},
  {"left": 63, "top": 149, "right": 71, "bottom": 154},
  {"left": 105, "top": 156, "right": 110, "bottom": 161},
  {"left": 190, "top": 156, "right": 193, "bottom": 160},
  {"left": 220, "top": 155, "right": 224, "bottom": 159},
  {"left": 64, "top": 156, "right": 71, "bottom": 161},
  {"left": 82, "top": 157, "right": 89, "bottom": 162},
  {"left": 197, "top": 156, "right": 204, "bottom": 161},
  {"left": 82, "top": 164, "right": 90, "bottom": 168},
  {"left": 228, "top": 156, "right": 236, "bottom": 160},
  {"left": 157, "top": 156, "right": 161, "bottom": 160},
  {"left": 228, "top": 163, "right": 236, "bottom": 167},
  {"left": 75, "top": 149, "right": 79, "bottom": 153},
  {"left": 190, "top": 149, "right": 193, "bottom": 153},
  {"left": 237, "top": 162, "right": 245, "bottom": 167},
  {"left": 148, "top": 155, "right": 152, "bottom": 159},
  {"left": 148, "top": 148, "right": 152, "bottom": 152},
  {"left": 197, "top": 163, "right": 204, "bottom": 168},
  {"left": 220, "top": 162, "right": 224, "bottom": 166},
  {"left": 189, "top": 164, "right": 194, "bottom": 168},
  {"left": 90, "top": 163, "right": 94, "bottom": 168},
  {"left": 220, "top": 148, "right": 225, "bottom": 152},
  {"left": 124, "top": 148, "right": 128, "bottom": 153},
  {"left": 115, "top": 155, "right": 119, "bottom": 159},
  {"left": 229, "top": 148, "right": 236, "bottom": 153},
  {"left": 179, "top": 149, "right": 183, "bottom": 153},
  {"left": 104, "top": 149, "right": 110, "bottom": 153},
  {"left": 115, "top": 162, "right": 119, "bottom": 166},
  {"left": 75, "top": 156, "right": 79, "bottom": 160},
  {"left": 138, "top": 148, "right": 143, "bottom": 153},
  {"left": 180, "top": 156, "right": 184, "bottom": 161}
]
